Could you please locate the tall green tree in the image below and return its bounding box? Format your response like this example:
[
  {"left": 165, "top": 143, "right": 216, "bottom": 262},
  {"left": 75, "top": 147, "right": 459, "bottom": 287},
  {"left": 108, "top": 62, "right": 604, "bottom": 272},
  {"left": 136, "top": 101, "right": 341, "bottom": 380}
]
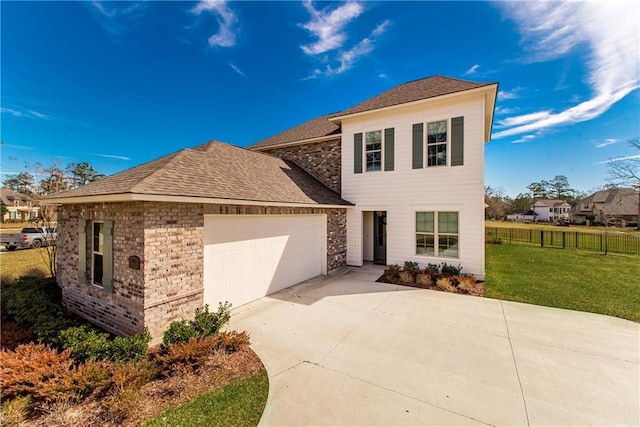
[
  {"left": 66, "top": 162, "right": 103, "bottom": 188},
  {"left": 2, "top": 172, "right": 36, "bottom": 195}
]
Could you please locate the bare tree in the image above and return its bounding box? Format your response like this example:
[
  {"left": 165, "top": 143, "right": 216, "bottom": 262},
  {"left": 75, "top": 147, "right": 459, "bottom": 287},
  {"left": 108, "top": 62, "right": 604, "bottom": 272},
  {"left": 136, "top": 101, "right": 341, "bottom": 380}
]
[
  {"left": 36, "top": 205, "right": 58, "bottom": 279},
  {"left": 607, "top": 137, "right": 640, "bottom": 230}
]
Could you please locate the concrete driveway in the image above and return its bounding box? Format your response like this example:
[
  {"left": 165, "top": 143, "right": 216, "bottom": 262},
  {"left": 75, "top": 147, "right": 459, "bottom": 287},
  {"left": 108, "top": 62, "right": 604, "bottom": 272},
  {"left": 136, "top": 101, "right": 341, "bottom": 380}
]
[{"left": 230, "top": 265, "right": 639, "bottom": 426}]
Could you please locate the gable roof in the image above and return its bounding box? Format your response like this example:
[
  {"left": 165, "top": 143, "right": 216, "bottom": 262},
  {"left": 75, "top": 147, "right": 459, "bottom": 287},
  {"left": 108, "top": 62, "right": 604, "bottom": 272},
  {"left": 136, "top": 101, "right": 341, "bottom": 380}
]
[
  {"left": 533, "top": 199, "right": 570, "bottom": 208},
  {"left": 0, "top": 187, "right": 35, "bottom": 205},
  {"left": 335, "top": 75, "right": 496, "bottom": 117},
  {"left": 576, "top": 188, "right": 638, "bottom": 216},
  {"left": 250, "top": 75, "right": 497, "bottom": 150},
  {"left": 251, "top": 114, "right": 341, "bottom": 150},
  {"left": 45, "top": 141, "right": 350, "bottom": 207}
]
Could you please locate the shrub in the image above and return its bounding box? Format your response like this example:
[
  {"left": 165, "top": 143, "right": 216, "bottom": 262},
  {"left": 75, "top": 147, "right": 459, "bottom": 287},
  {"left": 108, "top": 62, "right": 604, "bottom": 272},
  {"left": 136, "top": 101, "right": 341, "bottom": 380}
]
[
  {"left": 0, "top": 395, "right": 32, "bottom": 425},
  {"left": 416, "top": 273, "right": 434, "bottom": 287},
  {"left": 440, "top": 262, "right": 463, "bottom": 277},
  {"left": 457, "top": 276, "right": 481, "bottom": 296},
  {"left": 403, "top": 261, "right": 420, "bottom": 274},
  {"left": 436, "top": 277, "right": 456, "bottom": 292},
  {"left": 156, "top": 336, "right": 219, "bottom": 374},
  {"left": 383, "top": 264, "right": 401, "bottom": 281},
  {"left": 424, "top": 263, "right": 440, "bottom": 276},
  {"left": 57, "top": 326, "right": 151, "bottom": 363},
  {"left": 2, "top": 277, "right": 80, "bottom": 343},
  {"left": 162, "top": 302, "right": 232, "bottom": 346},
  {"left": 485, "top": 236, "right": 503, "bottom": 244},
  {"left": 0, "top": 320, "right": 34, "bottom": 350},
  {"left": 216, "top": 331, "right": 250, "bottom": 352},
  {"left": 162, "top": 319, "right": 196, "bottom": 345},
  {"left": 398, "top": 270, "right": 415, "bottom": 284},
  {"left": 193, "top": 303, "right": 232, "bottom": 337}
]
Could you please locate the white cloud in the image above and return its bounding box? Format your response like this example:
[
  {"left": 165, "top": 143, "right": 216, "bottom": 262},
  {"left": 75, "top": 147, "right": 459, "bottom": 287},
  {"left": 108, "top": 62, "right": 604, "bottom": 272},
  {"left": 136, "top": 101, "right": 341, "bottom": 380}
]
[
  {"left": 1, "top": 107, "right": 51, "bottom": 120},
  {"left": 228, "top": 62, "right": 247, "bottom": 78},
  {"left": 494, "top": 1, "right": 640, "bottom": 139},
  {"left": 95, "top": 153, "right": 131, "bottom": 160},
  {"left": 87, "top": 1, "right": 147, "bottom": 36},
  {"left": 191, "top": 0, "right": 238, "bottom": 47},
  {"left": 378, "top": 73, "right": 388, "bottom": 79},
  {"left": 464, "top": 64, "right": 480, "bottom": 75},
  {"left": 495, "top": 106, "right": 517, "bottom": 115},
  {"left": 497, "top": 111, "right": 552, "bottom": 128},
  {"left": 497, "top": 88, "right": 522, "bottom": 101},
  {"left": 300, "top": 1, "right": 364, "bottom": 55},
  {"left": 511, "top": 135, "right": 537, "bottom": 144},
  {"left": 595, "top": 138, "right": 620, "bottom": 148},
  {"left": 299, "top": 2, "right": 390, "bottom": 78},
  {"left": 597, "top": 154, "right": 640, "bottom": 164},
  {"left": 326, "top": 22, "right": 389, "bottom": 76}
]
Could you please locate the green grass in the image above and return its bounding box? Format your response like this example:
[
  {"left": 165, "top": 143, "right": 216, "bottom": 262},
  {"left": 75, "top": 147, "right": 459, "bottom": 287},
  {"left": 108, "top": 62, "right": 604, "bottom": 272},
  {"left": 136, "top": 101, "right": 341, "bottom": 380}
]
[
  {"left": 485, "top": 244, "right": 640, "bottom": 322},
  {"left": 144, "top": 371, "right": 269, "bottom": 427},
  {"left": 0, "top": 248, "right": 51, "bottom": 281}
]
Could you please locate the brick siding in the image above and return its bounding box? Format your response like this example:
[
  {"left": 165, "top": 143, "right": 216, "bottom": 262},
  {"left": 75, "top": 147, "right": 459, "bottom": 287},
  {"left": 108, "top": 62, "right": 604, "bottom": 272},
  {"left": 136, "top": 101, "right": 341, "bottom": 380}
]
[
  {"left": 261, "top": 139, "right": 342, "bottom": 194},
  {"left": 57, "top": 201, "right": 347, "bottom": 341}
]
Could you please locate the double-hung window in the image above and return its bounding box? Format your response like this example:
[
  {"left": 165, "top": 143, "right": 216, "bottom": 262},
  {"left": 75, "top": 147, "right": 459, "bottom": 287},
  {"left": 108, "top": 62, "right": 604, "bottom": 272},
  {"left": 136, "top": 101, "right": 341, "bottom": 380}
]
[
  {"left": 427, "top": 120, "right": 448, "bottom": 166},
  {"left": 93, "top": 222, "right": 104, "bottom": 286},
  {"left": 365, "top": 130, "right": 382, "bottom": 172},
  {"left": 416, "top": 211, "right": 459, "bottom": 258}
]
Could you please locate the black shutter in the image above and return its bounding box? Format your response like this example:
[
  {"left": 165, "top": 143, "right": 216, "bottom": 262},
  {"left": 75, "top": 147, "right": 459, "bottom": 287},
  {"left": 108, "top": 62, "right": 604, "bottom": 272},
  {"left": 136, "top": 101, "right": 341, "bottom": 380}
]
[
  {"left": 412, "top": 123, "right": 423, "bottom": 169},
  {"left": 354, "top": 133, "right": 363, "bottom": 174},
  {"left": 384, "top": 128, "right": 394, "bottom": 171},
  {"left": 451, "top": 116, "right": 464, "bottom": 166}
]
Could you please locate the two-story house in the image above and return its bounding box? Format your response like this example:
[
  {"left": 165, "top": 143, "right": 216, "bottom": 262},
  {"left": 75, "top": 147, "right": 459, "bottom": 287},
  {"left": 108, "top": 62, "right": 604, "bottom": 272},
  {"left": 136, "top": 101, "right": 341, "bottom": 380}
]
[
  {"left": 532, "top": 199, "right": 571, "bottom": 222},
  {"left": 0, "top": 187, "right": 40, "bottom": 222},
  {"left": 46, "top": 75, "right": 498, "bottom": 341}
]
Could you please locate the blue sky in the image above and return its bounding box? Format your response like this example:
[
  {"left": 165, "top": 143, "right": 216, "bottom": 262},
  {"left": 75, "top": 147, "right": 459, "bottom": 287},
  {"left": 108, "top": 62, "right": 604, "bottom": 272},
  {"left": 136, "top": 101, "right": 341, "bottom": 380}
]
[{"left": 1, "top": 1, "right": 639, "bottom": 197}]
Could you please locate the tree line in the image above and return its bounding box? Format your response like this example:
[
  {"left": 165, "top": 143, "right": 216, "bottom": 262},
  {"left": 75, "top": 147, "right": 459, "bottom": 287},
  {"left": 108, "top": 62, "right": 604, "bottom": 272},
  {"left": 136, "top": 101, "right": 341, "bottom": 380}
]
[
  {"left": 2, "top": 162, "right": 103, "bottom": 197},
  {"left": 486, "top": 137, "right": 639, "bottom": 223}
]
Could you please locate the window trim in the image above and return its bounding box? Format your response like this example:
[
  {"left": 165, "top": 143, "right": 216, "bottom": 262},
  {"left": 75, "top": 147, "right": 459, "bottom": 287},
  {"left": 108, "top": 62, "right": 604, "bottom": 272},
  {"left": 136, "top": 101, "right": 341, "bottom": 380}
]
[
  {"left": 425, "top": 118, "right": 449, "bottom": 167},
  {"left": 364, "top": 129, "right": 383, "bottom": 172},
  {"left": 415, "top": 210, "right": 460, "bottom": 259},
  {"left": 91, "top": 221, "right": 104, "bottom": 287}
]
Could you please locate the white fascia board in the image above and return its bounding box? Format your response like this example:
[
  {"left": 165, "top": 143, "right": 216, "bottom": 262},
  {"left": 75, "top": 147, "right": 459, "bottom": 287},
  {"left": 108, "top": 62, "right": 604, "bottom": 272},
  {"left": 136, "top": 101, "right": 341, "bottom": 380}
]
[
  {"left": 251, "top": 134, "right": 342, "bottom": 151},
  {"left": 42, "top": 193, "right": 352, "bottom": 209}
]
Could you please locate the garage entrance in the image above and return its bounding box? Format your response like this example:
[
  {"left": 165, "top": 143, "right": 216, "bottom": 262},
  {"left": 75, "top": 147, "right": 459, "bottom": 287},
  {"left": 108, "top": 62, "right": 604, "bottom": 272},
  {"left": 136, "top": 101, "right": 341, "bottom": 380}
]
[{"left": 203, "top": 215, "right": 326, "bottom": 309}]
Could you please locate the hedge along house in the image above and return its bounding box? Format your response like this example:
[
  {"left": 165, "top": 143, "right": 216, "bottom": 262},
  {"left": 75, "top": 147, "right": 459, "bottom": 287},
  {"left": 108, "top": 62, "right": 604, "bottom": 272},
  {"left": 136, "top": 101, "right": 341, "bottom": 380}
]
[{"left": 46, "top": 75, "right": 497, "bottom": 341}]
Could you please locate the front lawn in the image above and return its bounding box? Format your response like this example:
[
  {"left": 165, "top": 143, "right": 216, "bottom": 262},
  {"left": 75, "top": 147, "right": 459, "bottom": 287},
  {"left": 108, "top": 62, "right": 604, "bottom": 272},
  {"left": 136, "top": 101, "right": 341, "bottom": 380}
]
[
  {"left": 145, "top": 371, "right": 269, "bottom": 427},
  {"left": 0, "top": 248, "right": 51, "bottom": 282},
  {"left": 485, "top": 244, "right": 640, "bottom": 322}
]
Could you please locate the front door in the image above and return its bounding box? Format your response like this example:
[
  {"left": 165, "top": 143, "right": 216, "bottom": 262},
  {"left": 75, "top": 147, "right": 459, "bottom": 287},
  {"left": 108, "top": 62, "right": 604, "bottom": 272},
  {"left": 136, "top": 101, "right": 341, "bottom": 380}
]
[{"left": 373, "top": 211, "right": 387, "bottom": 264}]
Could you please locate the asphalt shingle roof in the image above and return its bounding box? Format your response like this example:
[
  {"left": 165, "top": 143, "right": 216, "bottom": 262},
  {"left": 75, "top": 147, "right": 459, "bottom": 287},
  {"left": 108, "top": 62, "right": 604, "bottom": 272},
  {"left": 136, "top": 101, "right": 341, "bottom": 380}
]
[
  {"left": 250, "top": 75, "right": 495, "bottom": 150},
  {"left": 48, "top": 141, "right": 350, "bottom": 206},
  {"left": 250, "top": 115, "right": 341, "bottom": 150}
]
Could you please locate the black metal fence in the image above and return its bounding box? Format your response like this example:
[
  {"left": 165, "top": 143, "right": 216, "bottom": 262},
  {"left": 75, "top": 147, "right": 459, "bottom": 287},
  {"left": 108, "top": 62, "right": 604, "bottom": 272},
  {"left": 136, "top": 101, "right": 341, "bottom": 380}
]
[{"left": 485, "top": 227, "right": 640, "bottom": 255}]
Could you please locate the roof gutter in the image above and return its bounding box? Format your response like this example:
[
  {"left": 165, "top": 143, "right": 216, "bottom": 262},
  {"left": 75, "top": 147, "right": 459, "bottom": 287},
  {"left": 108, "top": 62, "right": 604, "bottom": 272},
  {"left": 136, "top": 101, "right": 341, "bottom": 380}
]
[{"left": 42, "top": 192, "right": 353, "bottom": 209}]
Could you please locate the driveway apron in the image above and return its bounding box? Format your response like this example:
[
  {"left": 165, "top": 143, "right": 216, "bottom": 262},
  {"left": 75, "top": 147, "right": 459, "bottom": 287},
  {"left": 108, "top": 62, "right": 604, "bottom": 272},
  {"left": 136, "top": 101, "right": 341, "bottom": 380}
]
[{"left": 230, "top": 265, "right": 639, "bottom": 426}]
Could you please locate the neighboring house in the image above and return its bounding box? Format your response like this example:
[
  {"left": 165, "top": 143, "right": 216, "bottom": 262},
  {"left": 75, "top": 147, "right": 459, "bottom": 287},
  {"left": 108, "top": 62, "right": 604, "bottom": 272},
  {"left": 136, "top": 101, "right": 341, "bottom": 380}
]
[
  {"left": 572, "top": 188, "right": 639, "bottom": 226},
  {"left": 532, "top": 199, "right": 571, "bottom": 222},
  {"left": 506, "top": 210, "right": 537, "bottom": 223},
  {"left": 0, "top": 187, "right": 40, "bottom": 222},
  {"left": 45, "top": 75, "right": 498, "bottom": 340}
]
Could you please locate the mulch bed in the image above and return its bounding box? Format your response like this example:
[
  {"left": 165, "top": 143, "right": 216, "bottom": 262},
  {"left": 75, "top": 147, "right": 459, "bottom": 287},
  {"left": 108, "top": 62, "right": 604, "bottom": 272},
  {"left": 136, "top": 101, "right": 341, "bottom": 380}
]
[{"left": 376, "top": 275, "right": 485, "bottom": 297}]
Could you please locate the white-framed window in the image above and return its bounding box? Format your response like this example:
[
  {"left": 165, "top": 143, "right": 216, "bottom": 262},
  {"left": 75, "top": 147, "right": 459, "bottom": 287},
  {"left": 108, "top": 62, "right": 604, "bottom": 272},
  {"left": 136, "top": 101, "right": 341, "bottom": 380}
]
[
  {"left": 92, "top": 221, "right": 104, "bottom": 286},
  {"left": 427, "top": 120, "right": 448, "bottom": 166},
  {"left": 365, "top": 130, "right": 382, "bottom": 172},
  {"left": 416, "top": 211, "right": 459, "bottom": 258}
]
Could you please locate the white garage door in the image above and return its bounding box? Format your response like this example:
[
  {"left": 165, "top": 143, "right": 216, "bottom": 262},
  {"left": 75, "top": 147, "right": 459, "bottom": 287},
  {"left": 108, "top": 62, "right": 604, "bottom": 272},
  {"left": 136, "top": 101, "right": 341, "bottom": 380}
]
[{"left": 203, "top": 215, "right": 326, "bottom": 309}]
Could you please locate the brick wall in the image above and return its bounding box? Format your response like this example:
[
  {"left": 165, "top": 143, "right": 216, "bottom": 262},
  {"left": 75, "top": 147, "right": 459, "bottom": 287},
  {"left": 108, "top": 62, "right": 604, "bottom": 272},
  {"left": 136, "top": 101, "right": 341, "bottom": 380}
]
[
  {"left": 57, "top": 203, "right": 146, "bottom": 337},
  {"left": 57, "top": 201, "right": 347, "bottom": 342},
  {"left": 261, "top": 139, "right": 342, "bottom": 194}
]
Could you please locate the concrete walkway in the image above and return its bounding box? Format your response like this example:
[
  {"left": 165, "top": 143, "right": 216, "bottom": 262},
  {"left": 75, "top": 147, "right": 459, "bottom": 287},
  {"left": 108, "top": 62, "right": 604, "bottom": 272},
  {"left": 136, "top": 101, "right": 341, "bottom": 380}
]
[{"left": 230, "top": 265, "right": 639, "bottom": 426}]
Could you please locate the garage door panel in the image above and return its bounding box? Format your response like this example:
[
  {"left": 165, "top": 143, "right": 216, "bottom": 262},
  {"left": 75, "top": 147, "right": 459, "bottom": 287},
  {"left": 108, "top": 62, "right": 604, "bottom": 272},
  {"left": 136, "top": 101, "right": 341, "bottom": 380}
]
[{"left": 204, "top": 215, "right": 325, "bottom": 310}]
